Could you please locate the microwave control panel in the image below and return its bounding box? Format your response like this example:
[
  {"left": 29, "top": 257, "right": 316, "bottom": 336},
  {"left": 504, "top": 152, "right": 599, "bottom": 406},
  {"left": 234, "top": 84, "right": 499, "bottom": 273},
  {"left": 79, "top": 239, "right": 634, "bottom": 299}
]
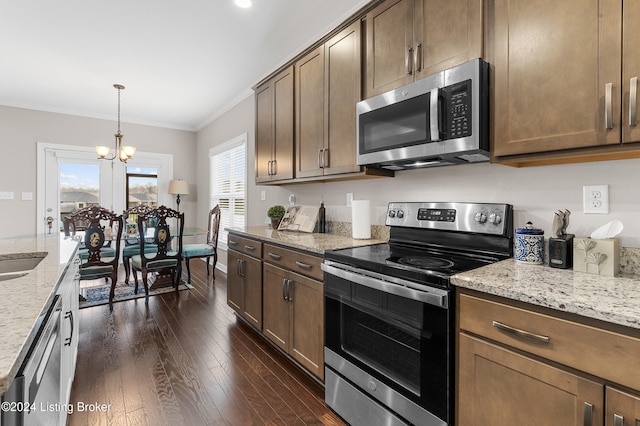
[{"left": 443, "top": 79, "right": 472, "bottom": 139}]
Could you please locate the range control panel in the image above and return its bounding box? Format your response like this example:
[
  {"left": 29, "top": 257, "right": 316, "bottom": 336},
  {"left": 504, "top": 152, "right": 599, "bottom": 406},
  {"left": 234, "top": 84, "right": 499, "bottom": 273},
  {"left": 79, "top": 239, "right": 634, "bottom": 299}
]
[{"left": 386, "top": 202, "right": 512, "bottom": 236}]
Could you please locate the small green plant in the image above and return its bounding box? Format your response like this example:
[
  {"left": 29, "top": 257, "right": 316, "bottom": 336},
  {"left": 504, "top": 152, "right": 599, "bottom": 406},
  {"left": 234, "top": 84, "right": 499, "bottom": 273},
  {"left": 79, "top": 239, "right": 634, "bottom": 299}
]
[{"left": 267, "top": 205, "right": 285, "bottom": 219}]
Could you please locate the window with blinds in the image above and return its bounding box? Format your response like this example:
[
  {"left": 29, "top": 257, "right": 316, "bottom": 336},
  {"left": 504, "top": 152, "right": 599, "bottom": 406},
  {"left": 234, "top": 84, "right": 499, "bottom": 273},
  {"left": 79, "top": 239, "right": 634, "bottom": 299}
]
[{"left": 210, "top": 134, "right": 246, "bottom": 249}]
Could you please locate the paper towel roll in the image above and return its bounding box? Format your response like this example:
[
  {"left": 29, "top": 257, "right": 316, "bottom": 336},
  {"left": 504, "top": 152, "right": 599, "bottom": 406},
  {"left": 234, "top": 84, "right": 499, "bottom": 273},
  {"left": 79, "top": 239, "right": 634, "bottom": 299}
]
[{"left": 352, "top": 200, "right": 371, "bottom": 239}]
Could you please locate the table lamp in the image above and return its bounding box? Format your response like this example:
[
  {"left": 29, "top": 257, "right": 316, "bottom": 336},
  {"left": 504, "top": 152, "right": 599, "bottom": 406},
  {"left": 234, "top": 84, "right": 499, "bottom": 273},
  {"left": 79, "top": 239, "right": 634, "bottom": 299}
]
[{"left": 168, "top": 179, "right": 189, "bottom": 212}]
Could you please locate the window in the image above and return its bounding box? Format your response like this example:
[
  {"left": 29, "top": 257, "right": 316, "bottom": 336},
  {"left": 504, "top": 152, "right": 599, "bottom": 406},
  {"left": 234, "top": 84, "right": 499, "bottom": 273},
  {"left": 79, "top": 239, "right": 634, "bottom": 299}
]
[
  {"left": 210, "top": 134, "right": 246, "bottom": 249},
  {"left": 126, "top": 166, "right": 158, "bottom": 209}
]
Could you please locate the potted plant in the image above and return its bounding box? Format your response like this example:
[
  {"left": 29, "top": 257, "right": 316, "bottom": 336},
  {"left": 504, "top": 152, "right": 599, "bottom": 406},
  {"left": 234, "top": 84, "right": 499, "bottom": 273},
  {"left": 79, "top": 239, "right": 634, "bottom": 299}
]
[{"left": 267, "top": 205, "right": 285, "bottom": 230}]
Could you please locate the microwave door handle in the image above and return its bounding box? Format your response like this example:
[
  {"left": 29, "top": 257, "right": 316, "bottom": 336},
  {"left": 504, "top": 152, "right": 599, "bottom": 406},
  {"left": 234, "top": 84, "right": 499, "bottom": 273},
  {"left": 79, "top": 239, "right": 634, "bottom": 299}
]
[{"left": 430, "top": 88, "right": 440, "bottom": 141}]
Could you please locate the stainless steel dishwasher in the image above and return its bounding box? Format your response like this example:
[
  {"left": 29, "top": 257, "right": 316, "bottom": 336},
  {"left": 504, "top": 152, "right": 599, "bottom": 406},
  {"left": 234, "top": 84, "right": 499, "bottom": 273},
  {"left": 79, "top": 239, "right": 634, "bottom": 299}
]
[{"left": 1, "top": 295, "right": 63, "bottom": 426}]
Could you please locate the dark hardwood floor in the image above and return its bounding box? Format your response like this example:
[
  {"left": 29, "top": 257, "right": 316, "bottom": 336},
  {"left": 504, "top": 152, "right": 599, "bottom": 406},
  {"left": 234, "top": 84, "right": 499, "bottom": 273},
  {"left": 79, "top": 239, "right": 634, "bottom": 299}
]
[{"left": 68, "top": 260, "right": 346, "bottom": 426}]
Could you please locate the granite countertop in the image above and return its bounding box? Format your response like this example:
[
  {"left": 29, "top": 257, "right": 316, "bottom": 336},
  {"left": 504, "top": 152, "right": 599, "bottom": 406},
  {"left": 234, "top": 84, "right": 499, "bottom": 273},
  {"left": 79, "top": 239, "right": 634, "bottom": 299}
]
[
  {"left": 227, "top": 226, "right": 384, "bottom": 254},
  {"left": 452, "top": 259, "right": 640, "bottom": 331},
  {"left": 0, "top": 235, "right": 78, "bottom": 396}
]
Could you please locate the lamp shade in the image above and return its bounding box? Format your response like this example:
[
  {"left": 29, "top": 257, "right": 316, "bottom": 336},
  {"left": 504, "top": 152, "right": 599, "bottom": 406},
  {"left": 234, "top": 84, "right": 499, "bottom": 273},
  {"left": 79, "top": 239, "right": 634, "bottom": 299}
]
[{"left": 168, "top": 179, "right": 190, "bottom": 195}]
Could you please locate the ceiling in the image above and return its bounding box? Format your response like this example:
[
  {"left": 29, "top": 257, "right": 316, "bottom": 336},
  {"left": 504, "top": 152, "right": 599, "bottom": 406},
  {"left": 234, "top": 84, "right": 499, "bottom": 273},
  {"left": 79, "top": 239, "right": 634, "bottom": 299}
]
[{"left": 0, "top": 0, "right": 370, "bottom": 132}]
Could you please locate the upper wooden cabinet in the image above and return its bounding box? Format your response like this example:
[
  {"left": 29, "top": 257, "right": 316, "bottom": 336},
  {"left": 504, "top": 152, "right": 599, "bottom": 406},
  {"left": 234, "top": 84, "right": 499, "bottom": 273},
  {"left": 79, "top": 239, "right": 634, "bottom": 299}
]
[
  {"left": 255, "top": 66, "right": 294, "bottom": 183},
  {"left": 491, "top": 0, "right": 640, "bottom": 164},
  {"left": 364, "top": 0, "right": 483, "bottom": 98},
  {"left": 296, "top": 22, "right": 363, "bottom": 178}
]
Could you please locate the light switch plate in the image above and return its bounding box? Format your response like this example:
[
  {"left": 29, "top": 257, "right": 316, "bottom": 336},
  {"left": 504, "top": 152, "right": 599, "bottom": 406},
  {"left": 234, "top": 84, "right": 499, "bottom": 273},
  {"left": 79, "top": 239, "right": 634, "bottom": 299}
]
[
  {"left": 0, "top": 192, "right": 14, "bottom": 200},
  {"left": 21, "top": 192, "right": 33, "bottom": 201}
]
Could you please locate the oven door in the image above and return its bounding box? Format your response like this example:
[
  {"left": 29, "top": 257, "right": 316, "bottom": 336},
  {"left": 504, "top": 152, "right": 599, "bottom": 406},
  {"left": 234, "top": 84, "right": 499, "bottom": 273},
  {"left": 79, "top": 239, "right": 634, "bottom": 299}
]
[{"left": 322, "top": 261, "right": 453, "bottom": 426}]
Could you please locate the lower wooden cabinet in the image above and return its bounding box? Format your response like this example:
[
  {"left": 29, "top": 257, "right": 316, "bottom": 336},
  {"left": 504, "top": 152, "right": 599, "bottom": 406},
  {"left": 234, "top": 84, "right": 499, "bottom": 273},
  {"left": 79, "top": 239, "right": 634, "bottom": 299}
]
[
  {"left": 227, "top": 248, "right": 262, "bottom": 330},
  {"left": 457, "top": 290, "right": 640, "bottom": 426},
  {"left": 458, "top": 333, "right": 604, "bottom": 426},
  {"left": 263, "top": 262, "right": 324, "bottom": 380}
]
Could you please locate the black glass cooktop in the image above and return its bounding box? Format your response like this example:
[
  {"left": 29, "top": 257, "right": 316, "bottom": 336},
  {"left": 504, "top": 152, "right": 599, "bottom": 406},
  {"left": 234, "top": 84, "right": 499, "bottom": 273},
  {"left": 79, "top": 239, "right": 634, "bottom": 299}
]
[{"left": 325, "top": 242, "right": 503, "bottom": 289}]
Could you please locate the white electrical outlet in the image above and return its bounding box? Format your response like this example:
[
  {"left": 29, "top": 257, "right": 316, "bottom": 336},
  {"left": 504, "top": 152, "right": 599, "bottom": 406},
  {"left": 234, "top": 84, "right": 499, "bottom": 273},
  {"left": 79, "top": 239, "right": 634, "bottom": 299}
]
[
  {"left": 260, "top": 190, "right": 266, "bottom": 201},
  {"left": 583, "top": 185, "right": 609, "bottom": 214}
]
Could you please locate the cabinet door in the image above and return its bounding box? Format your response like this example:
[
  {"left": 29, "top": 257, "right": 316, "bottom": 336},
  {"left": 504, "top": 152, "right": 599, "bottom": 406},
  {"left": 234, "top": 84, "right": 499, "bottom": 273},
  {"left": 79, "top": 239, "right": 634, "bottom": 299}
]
[
  {"left": 296, "top": 46, "right": 326, "bottom": 178},
  {"left": 262, "top": 263, "right": 290, "bottom": 352},
  {"left": 242, "top": 254, "right": 263, "bottom": 330},
  {"left": 606, "top": 387, "right": 640, "bottom": 426},
  {"left": 491, "top": 0, "right": 621, "bottom": 157},
  {"left": 255, "top": 81, "right": 273, "bottom": 183},
  {"left": 324, "top": 21, "right": 362, "bottom": 176},
  {"left": 414, "top": 0, "right": 482, "bottom": 79},
  {"left": 272, "top": 66, "right": 295, "bottom": 181},
  {"left": 623, "top": 1, "right": 640, "bottom": 144},
  {"left": 289, "top": 272, "right": 324, "bottom": 380},
  {"left": 226, "top": 250, "right": 242, "bottom": 313},
  {"left": 365, "top": 0, "right": 414, "bottom": 98},
  {"left": 458, "top": 333, "right": 604, "bottom": 426}
]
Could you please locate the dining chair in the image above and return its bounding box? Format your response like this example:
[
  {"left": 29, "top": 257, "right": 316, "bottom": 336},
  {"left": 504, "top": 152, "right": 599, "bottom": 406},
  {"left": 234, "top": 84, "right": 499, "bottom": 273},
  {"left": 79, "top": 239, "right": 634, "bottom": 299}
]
[
  {"left": 63, "top": 206, "right": 117, "bottom": 261},
  {"left": 182, "top": 205, "right": 221, "bottom": 283},
  {"left": 122, "top": 205, "right": 158, "bottom": 284},
  {"left": 64, "top": 206, "right": 124, "bottom": 310},
  {"left": 130, "top": 205, "right": 184, "bottom": 303}
]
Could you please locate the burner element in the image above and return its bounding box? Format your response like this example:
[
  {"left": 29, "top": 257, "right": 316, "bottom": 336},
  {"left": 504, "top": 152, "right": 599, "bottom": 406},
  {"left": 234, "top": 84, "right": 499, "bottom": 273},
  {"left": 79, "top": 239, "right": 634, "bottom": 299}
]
[{"left": 397, "top": 256, "right": 455, "bottom": 270}]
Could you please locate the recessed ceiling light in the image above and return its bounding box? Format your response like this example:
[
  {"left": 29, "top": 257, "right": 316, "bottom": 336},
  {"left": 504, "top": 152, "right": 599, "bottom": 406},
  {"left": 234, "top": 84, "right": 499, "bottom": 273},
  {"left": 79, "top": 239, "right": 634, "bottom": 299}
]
[{"left": 234, "top": 0, "right": 252, "bottom": 8}]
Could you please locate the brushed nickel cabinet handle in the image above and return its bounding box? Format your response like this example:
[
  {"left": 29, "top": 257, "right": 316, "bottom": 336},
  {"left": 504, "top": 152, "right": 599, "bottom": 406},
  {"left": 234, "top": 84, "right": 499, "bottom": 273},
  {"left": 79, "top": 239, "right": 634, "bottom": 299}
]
[
  {"left": 613, "top": 413, "right": 623, "bottom": 426},
  {"left": 630, "top": 77, "right": 638, "bottom": 127},
  {"left": 406, "top": 47, "right": 413, "bottom": 75},
  {"left": 286, "top": 279, "right": 293, "bottom": 302},
  {"left": 583, "top": 402, "right": 593, "bottom": 426},
  {"left": 605, "top": 82, "right": 613, "bottom": 129},
  {"left": 244, "top": 245, "right": 256, "bottom": 251},
  {"left": 322, "top": 148, "right": 329, "bottom": 168},
  {"left": 295, "top": 261, "right": 312, "bottom": 270},
  {"left": 228, "top": 240, "right": 238, "bottom": 246},
  {"left": 414, "top": 43, "right": 422, "bottom": 73},
  {"left": 267, "top": 160, "right": 272, "bottom": 176},
  {"left": 492, "top": 321, "right": 550, "bottom": 344},
  {"left": 318, "top": 149, "right": 322, "bottom": 169},
  {"left": 272, "top": 159, "right": 277, "bottom": 176},
  {"left": 268, "top": 252, "right": 281, "bottom": 260},
  {"left": 282, "top": 278, "right": 288, "bottom": 301}
]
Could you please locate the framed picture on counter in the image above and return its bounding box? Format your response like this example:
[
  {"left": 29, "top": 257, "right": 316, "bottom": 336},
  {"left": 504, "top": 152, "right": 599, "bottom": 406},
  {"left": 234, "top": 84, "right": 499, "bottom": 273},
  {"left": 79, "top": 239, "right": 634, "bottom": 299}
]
[{"left": 278, "top": 205, "right": 319, "bottom": 233}]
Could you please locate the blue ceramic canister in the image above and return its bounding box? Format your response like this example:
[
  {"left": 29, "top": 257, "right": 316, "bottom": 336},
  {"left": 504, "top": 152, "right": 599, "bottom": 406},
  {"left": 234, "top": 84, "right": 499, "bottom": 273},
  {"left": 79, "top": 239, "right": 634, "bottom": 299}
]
[{"left": 515, "top": 221, "right": 544, "bottom": 264}]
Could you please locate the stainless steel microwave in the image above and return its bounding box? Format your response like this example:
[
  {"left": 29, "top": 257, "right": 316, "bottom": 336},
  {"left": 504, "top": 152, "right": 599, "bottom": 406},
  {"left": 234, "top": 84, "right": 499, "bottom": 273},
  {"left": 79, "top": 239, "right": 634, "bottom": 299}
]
[{"left": 356, "top": 58, "right": 489, "bottom": 170}]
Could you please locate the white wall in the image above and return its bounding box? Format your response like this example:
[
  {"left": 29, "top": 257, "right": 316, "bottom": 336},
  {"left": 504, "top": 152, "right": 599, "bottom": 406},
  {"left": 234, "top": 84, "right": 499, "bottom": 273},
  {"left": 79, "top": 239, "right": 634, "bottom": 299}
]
[
  {"left": 197, "top": 95, "right": 640, "bottom": 249},
  {"left": 0, "top": 106, "right": 197, "bottom": 238}
]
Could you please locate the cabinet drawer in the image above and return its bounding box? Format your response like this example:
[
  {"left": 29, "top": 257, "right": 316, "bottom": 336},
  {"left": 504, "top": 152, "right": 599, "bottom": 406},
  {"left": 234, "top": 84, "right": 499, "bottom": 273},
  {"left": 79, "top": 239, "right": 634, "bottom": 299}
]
[
  {"left": 263, "top": 244, "right": 323, "bottom": 281},
  {"left": 228, "top": 234, "right": 262, "bottom": 258},
  {"left": 459, "top": 292, "right": 640, "bottom": 391}
]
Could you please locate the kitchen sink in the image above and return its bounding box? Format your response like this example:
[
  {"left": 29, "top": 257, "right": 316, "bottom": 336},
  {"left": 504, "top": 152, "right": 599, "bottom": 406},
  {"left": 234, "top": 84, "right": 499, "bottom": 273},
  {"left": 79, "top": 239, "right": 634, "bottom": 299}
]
[{"left": 0, "top": 252, "right": 48, "bottom": 278}]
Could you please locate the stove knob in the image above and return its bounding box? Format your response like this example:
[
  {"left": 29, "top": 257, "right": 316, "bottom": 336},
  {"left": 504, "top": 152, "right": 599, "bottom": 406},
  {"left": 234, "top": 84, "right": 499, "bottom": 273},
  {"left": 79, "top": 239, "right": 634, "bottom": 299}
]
[
  {"left": 388, "top": 210, "right": 396, "bottom": 218},
  {"left": 474, "top": 212, "right": 487, "bottom": 223},
  {"left": 396, "top": 210, "right": 404, "bottom": 219},
  {"left": 489, "top": 213, "right": 502, "bottom": 225},
  {"left": 368, "top": 380, "right": 377, "bottom": 392}
]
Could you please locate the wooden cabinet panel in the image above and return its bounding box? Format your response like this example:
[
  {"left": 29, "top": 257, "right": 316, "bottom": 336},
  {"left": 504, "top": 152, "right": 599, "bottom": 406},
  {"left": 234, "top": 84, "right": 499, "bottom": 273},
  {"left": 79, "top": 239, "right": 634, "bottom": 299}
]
[
  {"left": 227, "top": 235, "right": 263, "bottom": 330},
  {"left": 226, "top": 249, "right": 242, "bottom": 313},
  {"left": 262, "top": 263, "right": 290, "bottom": 352},
  {"left": 606, "top": 387, "right": 640, "bottom": 426},
  {"left": 491, "top": 0, "right": 622, "bottom": 157},
  {"left": 623, "top": 0, "right": 640, "bottom": 144},
  {"left": 263, "top": 243, "right": 323, "bottom": 281},
  {"left": 242, "top": 254, "right": 262, "bottom": 330},
  {"left": 228, "top": 234, "right": 262, "bottom": 257},
  {"left": 414, "top": 0, "right": 482, "bottom": 79},
  {"left": 290, "top": 271, "right": 324, "bottom": 380},
  {"left": 459, "top": 293, "right": 640, "bottom": 391},
  {"left": 458, "top": 333, "right": 604, "bottom": 426},
  {"left": 365, "top": 0, "right": 414, "bottom": 97},
  {"left": 255, "top": 66, "right": 294, "bottom": 183}
]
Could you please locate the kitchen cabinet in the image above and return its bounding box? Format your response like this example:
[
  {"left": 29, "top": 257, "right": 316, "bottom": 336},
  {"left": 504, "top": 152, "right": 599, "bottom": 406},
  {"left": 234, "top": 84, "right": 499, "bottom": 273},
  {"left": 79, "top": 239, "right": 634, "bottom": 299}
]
[
  {"left": 255, "top": 66, "right": 294, "bottom": 183},
  {"left": 227, "top": 235, "right": 263, "bottom": 330},
  {"left": 364, "top": 0, "right": 483, "bottom": 98},
  {"left": 457, "top": 290, "right": 640, "bottom": 426},
  {"left": 606, "top": 387, "right": 640, "bottom": 426},
  {"left": 262, "top": 244, "right": 324, "bottom": 380},
  {"left": 491, "top": 0, "right": 640, "bottom": 165},
  {"left": 59, "top": 254, "right": 79, "bottom": 426},
  {"left": 296, "top": 22, "right": 362, "bottom": 179}
]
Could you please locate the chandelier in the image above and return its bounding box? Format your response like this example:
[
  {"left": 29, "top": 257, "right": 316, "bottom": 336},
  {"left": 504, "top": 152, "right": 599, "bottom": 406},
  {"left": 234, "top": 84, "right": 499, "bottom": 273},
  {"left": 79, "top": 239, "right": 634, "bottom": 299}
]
[{"left": 96, "top": 84, "right": 136, "bottom": 163}]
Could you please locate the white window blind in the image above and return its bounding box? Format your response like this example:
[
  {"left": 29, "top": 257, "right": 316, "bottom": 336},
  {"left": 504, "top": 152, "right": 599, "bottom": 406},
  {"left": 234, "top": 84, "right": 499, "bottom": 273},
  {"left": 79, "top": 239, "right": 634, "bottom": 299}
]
[{"left": 210, "top": 134, "right": 246, "bottom": 249}]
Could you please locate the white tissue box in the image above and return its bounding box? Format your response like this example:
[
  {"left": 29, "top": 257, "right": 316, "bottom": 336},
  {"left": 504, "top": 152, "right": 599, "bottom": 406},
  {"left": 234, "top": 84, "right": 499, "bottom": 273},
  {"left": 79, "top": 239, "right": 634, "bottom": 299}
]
[{"left": 573, "top": 237, "right": 620, "bottom": 276}]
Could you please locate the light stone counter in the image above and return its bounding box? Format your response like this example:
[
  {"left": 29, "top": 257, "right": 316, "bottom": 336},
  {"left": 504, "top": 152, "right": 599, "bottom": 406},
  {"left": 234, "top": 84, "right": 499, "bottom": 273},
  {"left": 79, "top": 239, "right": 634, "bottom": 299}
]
[
  {"left": 227, "top": 226, "right": 384, "bottom": 254},
  {"left": 0, "top": 235, "right": 78, "bottom": 396},
  {"left": 452, "top": 258, "right": 640, "bottom": 330}
]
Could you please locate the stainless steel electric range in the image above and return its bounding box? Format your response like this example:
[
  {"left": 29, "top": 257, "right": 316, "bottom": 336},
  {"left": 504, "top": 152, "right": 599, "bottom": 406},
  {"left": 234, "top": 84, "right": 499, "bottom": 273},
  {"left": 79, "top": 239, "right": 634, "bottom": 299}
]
[{"left": 322, "top": 202, "right": 514, "bottom": 426}]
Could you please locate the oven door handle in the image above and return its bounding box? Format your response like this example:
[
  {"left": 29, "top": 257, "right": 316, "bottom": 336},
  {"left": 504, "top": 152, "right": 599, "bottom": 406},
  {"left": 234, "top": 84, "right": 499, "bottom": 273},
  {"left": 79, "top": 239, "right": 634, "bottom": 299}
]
[{"left": 321, "top": 262, "right": 448, "bottom": 308}]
